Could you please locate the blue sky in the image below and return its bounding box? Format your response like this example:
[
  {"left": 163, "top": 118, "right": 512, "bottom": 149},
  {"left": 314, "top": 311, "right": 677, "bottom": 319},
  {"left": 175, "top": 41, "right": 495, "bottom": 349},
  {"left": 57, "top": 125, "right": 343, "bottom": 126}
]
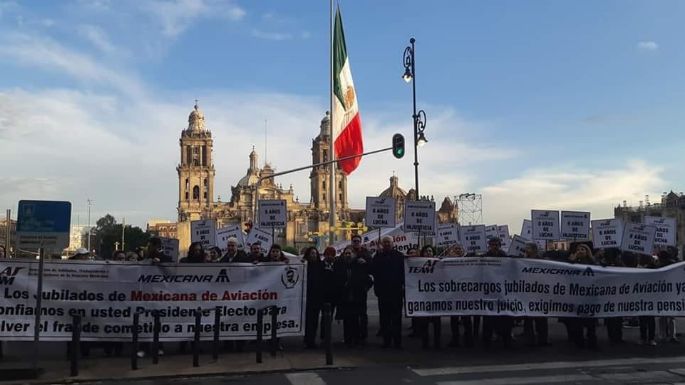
[{"left": 0, "top": 0, "right": 683, "bottom": 231}]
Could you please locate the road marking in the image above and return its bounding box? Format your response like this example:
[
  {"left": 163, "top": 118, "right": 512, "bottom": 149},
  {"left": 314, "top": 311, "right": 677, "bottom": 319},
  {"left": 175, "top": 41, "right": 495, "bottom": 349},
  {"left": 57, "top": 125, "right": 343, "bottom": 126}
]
[
  {"left": 436, "top": 374, "right": 594, "bottom": 385},
  {"left": 597, "top": 371, "right": 682, "bottom": 382},
  {"left": 285, "top": 372, "right": 326, "bottom": 385},
  {"left": 412, "top": 356, "right": 685, "bottom": 376}
]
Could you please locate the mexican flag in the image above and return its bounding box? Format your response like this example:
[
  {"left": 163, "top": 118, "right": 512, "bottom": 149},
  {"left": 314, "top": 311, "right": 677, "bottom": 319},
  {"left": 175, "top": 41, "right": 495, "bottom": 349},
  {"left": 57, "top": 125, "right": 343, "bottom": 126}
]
[{"left": 332, "top": 7, "right": 363, "bottom": 175}]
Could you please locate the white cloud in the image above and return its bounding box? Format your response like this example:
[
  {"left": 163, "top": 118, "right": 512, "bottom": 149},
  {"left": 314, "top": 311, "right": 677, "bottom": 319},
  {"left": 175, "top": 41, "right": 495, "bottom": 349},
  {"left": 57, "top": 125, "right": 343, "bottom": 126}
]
[
  {"left": 481, "top": 160, "right": 666, "bottom": 231},
  {"left": 637, "top": 41, "right": 658, "bottom": 52},
  {"left": 0, "top": 32, "right": 144, "bottom": 96},
  {"left": 77, "top": 24, "right": 117, "bottom": 54},
  {"left": 141, "top": 0, "right": 246, "bottom": 37},
  {"left": 251, "top": 28, "right": 292, "bottom": 41}
]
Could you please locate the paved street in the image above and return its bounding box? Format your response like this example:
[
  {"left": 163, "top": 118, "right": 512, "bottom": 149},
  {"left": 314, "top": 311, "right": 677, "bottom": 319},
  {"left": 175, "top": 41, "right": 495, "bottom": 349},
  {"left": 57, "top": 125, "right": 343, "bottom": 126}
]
[{"left": 73, "top": 356, "right": 685, "bottom": 385}]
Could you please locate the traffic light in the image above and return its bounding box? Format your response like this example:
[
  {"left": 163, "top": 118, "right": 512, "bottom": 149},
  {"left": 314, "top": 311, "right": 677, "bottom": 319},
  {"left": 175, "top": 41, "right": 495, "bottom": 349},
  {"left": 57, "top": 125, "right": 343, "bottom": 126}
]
[{"left": 392, "top": 133, "right": 405, "bottom": 159}]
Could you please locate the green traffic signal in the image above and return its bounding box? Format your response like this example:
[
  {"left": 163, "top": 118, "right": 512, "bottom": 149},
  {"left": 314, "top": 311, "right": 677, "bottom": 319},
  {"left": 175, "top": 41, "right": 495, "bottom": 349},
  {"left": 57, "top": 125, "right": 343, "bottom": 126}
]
[{"left": 392, "top": 133, "right": 405, "bottom": 159}]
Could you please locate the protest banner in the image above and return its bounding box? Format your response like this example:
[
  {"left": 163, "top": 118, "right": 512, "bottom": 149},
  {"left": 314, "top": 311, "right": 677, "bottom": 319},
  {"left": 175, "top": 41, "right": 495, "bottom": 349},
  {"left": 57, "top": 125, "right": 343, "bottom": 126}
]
[
  {"left": 405, "top": 257, "right": 685, "bottom": 318},
  {"left": 497, "top": 225, "right": 511, "bottom": 251},
  {"left": 216, "top": 225, "right": 246, "bottom": 254},
  {"left": 436, "top": 224, "right": 460, "bottom": 248},
  {"left": 591, "top": 218, "right": 623, "bottom": 249},
  {"left": 560, "top": 211, "right": 591, "bottom": 240},
  {"left": 332, "top": 223, "right": 418, "bottom": 255},
  {"left": 531, "top": 210, "right": 560, "bottom": 241},
  {"left": 404, "top": 201, "right": 436, "bottom": 233},
  {"left": 460, "top": 225, "right": 487, "bottom": 254},
  {"left": 245, "top": 227, "right": 273, "bottom": 254},
  {"left": 365, "top": 197, "right": 396, "bottom": 228},
  {"left": 520, "top": 219, "right": 532, "bottom": 239},
  {"left": 258, "top": 200, "right": 287, "bottom": 229},
  {"left": 160, "top": 237, "right": 180, "bottom": 262},
  {"left": 507, "top": 235, "right": 529, "bottom": 257},
  {"left": 0, "top": 260, "right": 305, "bottom": 341},
  {"left": 621, "top": 223, "right": 657, "bottom": 255},
  {"left": 644, "top": 216, "right": 677, "bottom": 247},
  {"left": 190, "top": 219, "right": 216, "bottom": 249}
]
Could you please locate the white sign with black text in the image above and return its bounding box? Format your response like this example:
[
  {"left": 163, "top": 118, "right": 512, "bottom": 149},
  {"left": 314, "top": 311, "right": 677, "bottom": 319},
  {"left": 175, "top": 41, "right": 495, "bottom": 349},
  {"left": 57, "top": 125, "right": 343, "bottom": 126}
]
[
  {"left": 531, "top": 210, "right": 560, "bottom": 241},
  {"left": 560, "top": 211, "right": 591, "bottom": 240},
  {"left": 403, "top": 201, "right": 436, "bottom": 233},
  {"left": 436, "top": 224, "right": 460, "bottom": 248},
  {"left": 591, "top": 219, "right": 624, "bottom": 249},
  {"left": 460, "top": 225, "right": 487, "bottom": 254},
  {"left": 245, "top": 227, "right": 273, "bottom": 254},
  {"left": 507, "top": 235, "right": 529, "bottom": 257},
  {"left": 365, "top": 197, "right": 396, "bottom": 228},
  {"left": 216, "top": 225, "right": 246, "bottom": 254},
  {"left": 258, "top": 200, "right": 287, "bottom": 228},
  {"left": 620, "top": 223, "right": 657, "bottom": 255},
  {"left": 644, "top": 216, "right": 677, "bottom": 247},
  {"left": 190, "top": 219, "right": 216, "bottom": 249}
]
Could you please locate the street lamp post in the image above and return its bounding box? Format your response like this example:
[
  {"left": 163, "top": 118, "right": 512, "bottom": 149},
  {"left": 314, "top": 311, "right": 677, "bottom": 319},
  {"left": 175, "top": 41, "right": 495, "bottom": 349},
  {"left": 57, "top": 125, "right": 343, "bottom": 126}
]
[{"left": 403, "top": 37, "right": 428, "bottom": 199}]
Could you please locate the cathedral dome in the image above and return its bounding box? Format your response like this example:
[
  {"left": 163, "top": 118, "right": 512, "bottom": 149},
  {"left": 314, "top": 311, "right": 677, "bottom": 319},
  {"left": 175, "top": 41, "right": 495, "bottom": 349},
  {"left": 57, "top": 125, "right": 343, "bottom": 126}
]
[
  {"left": 188, "top": 102, "right": 205, "bottom": 131},
  {"left": 379, "top": 175, "right": 407, "bottom": 199}
]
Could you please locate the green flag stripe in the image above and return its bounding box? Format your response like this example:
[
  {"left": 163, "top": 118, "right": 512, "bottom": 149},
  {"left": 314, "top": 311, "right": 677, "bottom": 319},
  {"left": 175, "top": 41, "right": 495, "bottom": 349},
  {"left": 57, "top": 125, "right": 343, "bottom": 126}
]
[{"left": 333, "top": 8, "right": 348, "bottom": 110}]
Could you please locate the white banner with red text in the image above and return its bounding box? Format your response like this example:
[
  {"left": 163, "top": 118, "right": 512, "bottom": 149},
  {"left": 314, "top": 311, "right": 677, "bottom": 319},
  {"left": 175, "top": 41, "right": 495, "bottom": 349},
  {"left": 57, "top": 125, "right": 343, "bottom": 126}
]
[
  {"left": 405, "top": 257, "right": 685, "bottom": 318},
  {"left": 0, "top": 260, "right": 305, "bottom": 341}
]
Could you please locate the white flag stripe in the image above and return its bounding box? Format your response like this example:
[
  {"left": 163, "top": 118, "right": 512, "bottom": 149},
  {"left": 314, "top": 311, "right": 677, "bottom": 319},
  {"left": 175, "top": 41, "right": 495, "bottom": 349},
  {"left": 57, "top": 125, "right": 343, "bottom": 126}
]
[
  {"left": 436, "top": 374, "right": 594, "bottom": 385},
  {"left": 412, "top": 355, "right": 685, "bottom": 376},
  {"left": 286, "top": 372, "right": 327, "bottom": 385}
]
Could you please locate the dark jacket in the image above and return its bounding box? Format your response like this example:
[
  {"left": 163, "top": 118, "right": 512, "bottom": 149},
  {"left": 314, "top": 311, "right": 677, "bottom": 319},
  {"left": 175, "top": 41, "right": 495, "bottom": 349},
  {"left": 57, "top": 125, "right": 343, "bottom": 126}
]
[
  {"left": 147, "top": 251, "right": 173, "bottom": 263},
  {"left": 306, "top": 260, "right": 327, "bottom": 306},
  {"left": 219, "top": 250, "right": 251, "bottom": 263},
  {"left": 484, "top": 249, "right": 508, "bottom": 258},
  {"left": 322, "top": 259, "right": 342, "bottom": 306},
  {"left": 370, "top": 249, "right": 405, "bottom": 298},
  {"left": 180, "top": 253, "right": 204, "bottom": 263}
]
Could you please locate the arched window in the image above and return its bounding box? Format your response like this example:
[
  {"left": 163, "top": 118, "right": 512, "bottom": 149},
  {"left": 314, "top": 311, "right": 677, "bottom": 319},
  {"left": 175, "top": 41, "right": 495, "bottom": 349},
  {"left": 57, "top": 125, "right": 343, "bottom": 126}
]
[{"left": 193, "top": 185, "right": 200, "bottom": 200}]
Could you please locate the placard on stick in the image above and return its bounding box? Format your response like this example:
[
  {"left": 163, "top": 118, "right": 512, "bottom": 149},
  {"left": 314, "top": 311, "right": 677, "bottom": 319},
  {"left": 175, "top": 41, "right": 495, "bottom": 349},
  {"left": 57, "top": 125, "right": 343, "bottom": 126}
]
[
  {"left": 620, "top": 223, "right": 656, "bottom": 255},
  {"left": 591, "top": 218, "right": 623, "bottom": 249},
  {"left": 404, "top": 201, "right": 436, "bottom": 233},
  {"left": 258, "top": 200, "right": 287, "bottom": 228},
  {"left": 436, "top": 224, "right": 460, "bottom": 248},
  {"left": 644, "top": 216, "right": 676, "bottom": 247},
  {"left": 460, "top": 225, "right": 486, "bottom": 254},
  {"left": 531, "top": 210, "right": 560, "bottom": 241},
  {"left": 560, "top": 211, "right": 591, "bottom": 240},
  {"left": 191, "top": 219, "right": 216, "bottom": 249},
  {"left": 365, "top": 197, "right": 396, "bottom": 228}
]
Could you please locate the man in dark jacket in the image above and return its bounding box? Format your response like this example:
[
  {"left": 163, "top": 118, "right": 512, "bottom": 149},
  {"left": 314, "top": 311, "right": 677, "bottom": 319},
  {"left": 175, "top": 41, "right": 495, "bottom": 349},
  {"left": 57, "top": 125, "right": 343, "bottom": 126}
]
[
  {"left": 482, "top": 237, "right": 513, "bottom": 348},
  {"left": 220, "top": 238, "right": 251, "bottom": 263},
  {"left": 370, "top": 235, "right": 405, "bottom": 348},
  {"left": 351, "top": 234, "right": 372, "bottom": 341},
  {"left": 146, "top": 237, "right": 173, "bottom": 263}
]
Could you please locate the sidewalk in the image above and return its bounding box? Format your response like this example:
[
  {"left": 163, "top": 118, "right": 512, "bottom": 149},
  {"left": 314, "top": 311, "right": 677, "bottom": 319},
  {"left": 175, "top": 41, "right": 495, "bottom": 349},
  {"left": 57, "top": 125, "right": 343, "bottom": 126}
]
[{"left": 2, "top": 317, "right": 685, "bottom": 384}]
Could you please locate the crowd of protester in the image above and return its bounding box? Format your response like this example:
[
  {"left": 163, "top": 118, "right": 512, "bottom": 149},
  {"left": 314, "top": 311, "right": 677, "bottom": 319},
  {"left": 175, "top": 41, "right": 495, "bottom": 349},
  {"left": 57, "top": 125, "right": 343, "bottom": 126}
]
[{"left": 1, "top": 233, "right": 681, "bottom": 358}]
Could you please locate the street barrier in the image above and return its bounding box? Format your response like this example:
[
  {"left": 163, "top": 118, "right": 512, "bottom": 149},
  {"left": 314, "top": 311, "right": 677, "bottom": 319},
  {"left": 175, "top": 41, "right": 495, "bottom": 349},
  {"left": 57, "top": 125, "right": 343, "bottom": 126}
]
[
  {"left": 69, "top": 315, "right": 81, "bottom": 377},
  {"left": 255, "top": 305, "right": 278, "bottom": 364},
  {"left": 192, "top": 306, "right": 222, "bottom": 367},
  {"left": 323, "top": 303, "right": 333, "bottom": 365},
  {"left": 130, "top": 309, "right": 161, "bottom": 370}
]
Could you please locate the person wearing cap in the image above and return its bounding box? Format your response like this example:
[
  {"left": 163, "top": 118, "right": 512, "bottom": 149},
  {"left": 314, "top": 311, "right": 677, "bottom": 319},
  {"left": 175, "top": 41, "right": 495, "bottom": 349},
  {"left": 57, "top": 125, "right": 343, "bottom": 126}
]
[
  {"left": 69, "top": 248, "right": 91, "bottom": 260},
  {"left": 219, "top": 238, "right": 250, "bottom": 263}
]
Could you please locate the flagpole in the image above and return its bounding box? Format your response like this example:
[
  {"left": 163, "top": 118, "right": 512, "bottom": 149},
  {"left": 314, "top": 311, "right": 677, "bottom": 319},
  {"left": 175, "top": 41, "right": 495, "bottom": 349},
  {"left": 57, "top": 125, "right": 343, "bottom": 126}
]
[{"left": 328, "top": 0, "right": 337, "bottom": 246}]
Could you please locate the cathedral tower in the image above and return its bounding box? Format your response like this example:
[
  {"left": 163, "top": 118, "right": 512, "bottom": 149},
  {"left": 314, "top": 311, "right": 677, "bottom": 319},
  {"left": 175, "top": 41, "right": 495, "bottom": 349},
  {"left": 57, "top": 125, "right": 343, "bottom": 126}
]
[
  {"left": 177, "top": 102, "right": 215, "bottom": 221},
  {"left": 310, "top": 111, "right": 348, "bottom": 213}
]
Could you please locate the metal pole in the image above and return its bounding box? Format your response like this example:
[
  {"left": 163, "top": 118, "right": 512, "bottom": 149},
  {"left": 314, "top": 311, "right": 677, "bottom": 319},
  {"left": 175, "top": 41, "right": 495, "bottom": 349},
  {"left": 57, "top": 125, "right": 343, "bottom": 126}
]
[
  {"left": 323, "top": 303, "right": 333, "bottom": 365},
  {"left": 87, "top": 199, "right": 92, "bottom": 253},
  {"left": 121, "top": 217, "right": 126, "bottom": 251},
  {"left": 70, "top": 315, "right": 81, "bottom": 377},
  {"left": 4, "top": 209, "right": 10, "bottom": 255},
  {"left": 152, "top": 311, "right": 160, "bottom": 365},
  {"left": 256, "top": 309, "right": 263, "bottom": 363},
  {"left": 31, "top": 247, "right": 45, "bottom": 371},
  {"left": 328, "top": 0, "right": 336, "bottom": 247},
  {"left": 212, "top": 306, "right": 220, "bottom": 361},
  {"left": 270, "top": 305, "right": 278, "bottom": 357},
  {"left": 193, "top": 308, "right": 201, "bottom": 367},
  {"left": 131, "top": 313, "right": 139, "bottom": 370},
  {"left": 410, "top": 38, "right": 419, "bottom": 199}
]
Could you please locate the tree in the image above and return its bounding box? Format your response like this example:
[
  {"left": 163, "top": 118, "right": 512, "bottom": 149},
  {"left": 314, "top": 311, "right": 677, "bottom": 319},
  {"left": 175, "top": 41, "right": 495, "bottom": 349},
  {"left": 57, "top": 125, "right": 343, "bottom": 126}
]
[{"left": 93, "top": 214, "right": 150, "bottom": 259}]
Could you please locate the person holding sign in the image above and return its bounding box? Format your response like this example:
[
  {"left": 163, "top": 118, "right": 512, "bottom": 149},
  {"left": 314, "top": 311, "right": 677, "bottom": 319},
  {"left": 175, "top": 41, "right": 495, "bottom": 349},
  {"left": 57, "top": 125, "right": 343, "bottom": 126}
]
[
  {"left": 371, "top": 236, "right": 405, "bottom": 349},
  {"left": 416, "top": 246, "right": 441, "bottom": 350},
  {"left": 443, "top": 244, "right": 475, "bottom": 348},
  {"left": 264, "top": 244, "right": 289, "bottom": 263},
  {"left": 247, "top": 242, "right": 265, "bottom": 263},
  {"left": 145, "top": 237, "right": 173, "bottom": 263},
  {"left": 180, "top": 242, "right": 205, "bottom": 263},
  {"left": 351, "top": 234, "right": 373, "bottom": 341},
  {"left": 481, "top": 237, "right": 513, "bottom": 348},
  {"left": 522, "top": 242, "right": 549, "bottom": 347}
]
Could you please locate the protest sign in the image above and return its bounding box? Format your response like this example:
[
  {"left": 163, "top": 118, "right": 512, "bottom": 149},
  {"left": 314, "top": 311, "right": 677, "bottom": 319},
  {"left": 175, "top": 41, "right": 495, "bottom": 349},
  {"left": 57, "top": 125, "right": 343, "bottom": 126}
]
[
  {"left": 365, "top": 197, "right": 396, "bottom": 228},
  {"left": 245, "top": 227, "right": 273, "bottom": 254},
  {"left": 216, "top": 225, "right": 245, "bottom": 254},
  {"left": 191, "top": 220, "right": 216, "bottom": 248},
  {"left": 507, "top": 235, "right": 529, "bottom": 257},
  {"left": 460, "top": 225, "right": 487, "bottom": 254},
  {"left": 258, "top": 200, "right": 287, "bottom": 228},
  {"left": 405, "top": 257, "right": 685, "bottom": 317},
  {"left": 560, "top": 211, "right": 591, "bottom": 240},
  {"left": 404, "top": 201, "right": 436, "bottom": 233},
  {"left": 497, "top": 225, "right": 511, "bottom": 251},
  {"left": 531, "top": 210, "right": 560, "bottom": 240},
  {"left": 591, "top": 219, "right": 623, "bottom": 249},
  {"left": 0, "top": 260, "right": 305, "bottom": 341},
  {"left": 436, "top": 224, "right": 460, "bottom": 248},
  {"left": 332, "top": 224, "right": 418, "bottom": 254},
  {"left": 621, "top": 223, "right": 657, "bottom": 255},
  {"left": 160, "top": 237, "right": 180, "bottom": 262},
  {"left": 485, "top": 225, "right": 498, "bottom": 240},
  {"left": 644, "top": 216, "right": 677, "bottom": 247},
  {"left": 521, "top": 219, "right": 532, "bottom": 239}
]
